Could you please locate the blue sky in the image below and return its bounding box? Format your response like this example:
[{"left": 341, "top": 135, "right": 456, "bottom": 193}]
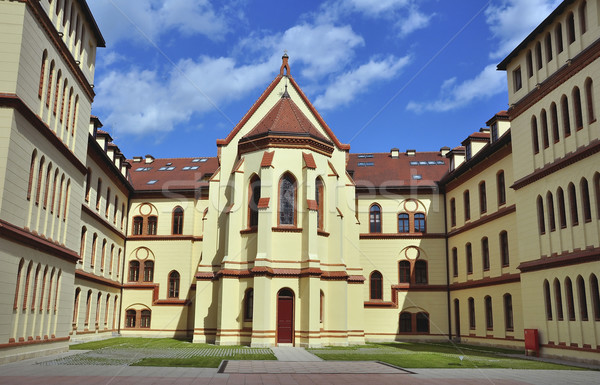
[{"left": 88, "top": 0, "right": 562, "bottom": 159}]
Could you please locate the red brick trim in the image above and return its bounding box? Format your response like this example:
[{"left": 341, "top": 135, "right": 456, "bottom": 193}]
[
  {"left": 328, "top": 161, "right": 339, "bottom": 178},
  {"left": 0, "top": 335, "right": 69, "bottom": 349},
  {"left": 122, "top": 283, "right": 190, "bottom": 305},
  {"left": 81, "top": 204, "right": 125, "bottom": 240},
  {"left": 195, "top": 272, "right": 215, "bottom": 280},
  {"left": 518, "top": 247, "right": 600, "bottom": 272},
  {"left": 507, "top": 36, "right": 600, "bottom": 120},
  {"left": 302, "top": 152, "right": 317, "bottom": 169},
  {"left": 512, "top": 140, "right": 600, "bottom": 190},
  {"left": 0, "top": 219, "right": 79, "bottom": 263},
  {"left": 272, "top": 226, "right": 303, "bottom": 232},
  {"left": 360, "top": 232, "right": 445, "bottom": 240},
  {"left": 306, "top": 199, "right": 318, "bottom": 211},
  {"left": 257, "top": 197, "right": 270, "bottom": 209},
  {"left": 392, "top": 284, "right": 447, "bottom": 292},
  {"left": 317, "top": 230, "right": 330, "bottom": 237},
  {"left": 449, "top": 273, "right": 520, "bottom": 290},
  {"left": 239, "top": 135, "right": 334, "bottom": 156},
  {"left": 542, "top": 342, "right": 600, "bottom": 353},
  {"left": 132, "top": 188, "right": 209, "bottom": 199},
  {"left": 240, "top": 228, "right": 258, "bottom": 235},
  {"left": 348, "top": 275, "right": 366, "bottom": 283},
  {"left": 25, "top": 0, "right": 96, "bottom": 100},
  {"left": 0, "top": 94, "right": 86, "bottom": 174},
  {"left": 75, "top": 269, "right": 121, "bottom": 289},
  {"left": 447, "top": 204, "right": 516, "bottom": 237},
  {"left": 260, "top": 151, "right": 275, "bottom": 167},
  {"left": 231, "top": 158, "right": 244, "bottom": 173},
  {"left": 127, "top": 235, "right": 203, "bottom": 242}
]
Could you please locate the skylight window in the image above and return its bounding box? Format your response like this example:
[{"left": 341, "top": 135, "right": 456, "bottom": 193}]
[
  {"left": 419, "top": 161, "right": 427, "bottom": 165},
  {"left": 190, "top": 166, "right": 199, "bottom": 170},
  {"left": 427, "top": 161, "right": 436, "bottom": 165},
  {"left": 409, "top": 161, "right": 418, "bottom": 166},
  {"left": 135, "top": 167, "right": 152, "bottom": 172},
  {"left": 357, "top": 154, "right": 373, "bottom": 158},
  {"left": 436, "top": 160, "right": 445, "bottom": 165},
  {"left": 182, "top": 166, "right": 191, "bottom": 170},
  {"left": 357, "top": 162, "right": 374, "bottom": 167},
  {"left": 412, "top": 175, "right": 423, "bottom": 180},
  {"left": 147, "top": 180, "right": 158, "bottom": 184},
  {"left": 192, "top": 158, "right": 208, "bottom": 163},
  {"left": 183, "top": 166, "right": 199, "bottom": 170},
  {"left": 158, "top": 166, "right": 175, "bottom": 171},
  {"left": 166, "top": 162, "right": 172, "bottom": 166}
]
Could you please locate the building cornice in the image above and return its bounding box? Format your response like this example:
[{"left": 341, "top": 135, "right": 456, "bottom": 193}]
[
  {"left": 0, "top": 93, "right": 87, "bottom": 174},
  {"left": 518, "top": 247, "right": 600, "bottom": 273},
  {"left": 75, "top": 269, "right": 122, "bottom": 289},
  {"left": 449, "top": 273, "right": 520, "bottom": 290},
  {"left": 447, "top": 204, "right": 516, "bottom": 237},
  {"left": 81, "top": 204, "right": 126, "bottom": 240},
  {"left": 87, "top": 135, "right": 133, "bottom": 196}
]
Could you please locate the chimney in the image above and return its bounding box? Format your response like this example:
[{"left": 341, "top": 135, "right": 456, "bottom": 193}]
[
  {"left": 406, "top": 149, "right": 416, "bottom": 156},
  {"left": 440, "top": 146, "right": 450, "bottom": 157},
  {"left": 390, "top": 148, "right": 399, "bottom": 158},
  {"left": 145, "top": 154, "right": 154, "bottom": 164}
]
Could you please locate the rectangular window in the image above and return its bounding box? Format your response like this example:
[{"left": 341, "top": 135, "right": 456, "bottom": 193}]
[
  {"left": 513, "top": 67, "right": 522, "bottom": 91},
  {"left": 450, "top": 198, "right": 456, "bottom": 227},
  {"left": 464, "top": 190, "right": 471, "bottom": 221},
  {"left": 479, "top": 182, "right": 487, "bottom": 214}
]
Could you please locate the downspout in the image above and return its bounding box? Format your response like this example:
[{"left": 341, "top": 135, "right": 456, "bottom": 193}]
[{"left": 442, "top": 185, "right": 452, "bottom": 341}]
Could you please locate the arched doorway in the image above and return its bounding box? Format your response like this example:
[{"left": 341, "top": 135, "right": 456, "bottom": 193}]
[{"left": 277, "top": 288, "right": 294, "bottom": 344}]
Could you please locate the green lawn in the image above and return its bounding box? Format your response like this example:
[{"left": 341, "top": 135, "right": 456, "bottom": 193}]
[
  {"left": 70, "top": 337, "right": 215, "bottom": 350},
  {"left": 308, "top": 342, "right": 585, "bottom": 370}
]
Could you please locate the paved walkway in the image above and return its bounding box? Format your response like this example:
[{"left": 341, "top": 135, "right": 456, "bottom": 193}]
[
  {"left": 1, "top": 347, "right": 599, "bottom": 384},
  {"left": 270, "top": 346, "right": 322, "bottom": 361}
]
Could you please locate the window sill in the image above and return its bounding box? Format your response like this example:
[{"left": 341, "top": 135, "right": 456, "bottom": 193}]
[
  {"left": 240, "top": 228, "right": 257, "bottom": 235},
  {"left": 317, "top": 230, "right": 329, "bottom": 237},
  {"left": 272, "top": 226, "right": 302, "bottom": 233}
]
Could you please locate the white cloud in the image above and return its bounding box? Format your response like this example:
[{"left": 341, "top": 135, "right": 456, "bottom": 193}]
[
  {"left": 88, "top": 0, "right": 229, "bottom": 45},
  {"left": 486, "top": 0, "right": 562, "bottom": 59},
  {"left": 315, "top": 55, "right": 411, "bottom": 110},
  {"left": 398, "top": 7, "right": 433, "bottom": 37},
  {"left": 239, "top": 23, "right": 364, "bottom": 79},
  {"left": 93, "top": 57, "right": 274, "bottom": 135},
  {"left": 406, "top": 64, "right": 506, "bottom": 113}
]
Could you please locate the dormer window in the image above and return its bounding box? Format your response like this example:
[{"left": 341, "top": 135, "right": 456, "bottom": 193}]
[
  {"left": 465, "top": 143, "right": 472, "bottom": 161},
  {"left": 491, "top": 123, "right": 498, "bottom": 142}
]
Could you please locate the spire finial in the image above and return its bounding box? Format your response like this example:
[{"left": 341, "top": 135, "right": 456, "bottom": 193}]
[
  {"left": 281, "top": 83, "right": 290, "bottom": 99},
  {"left": 280, "top": 51, "right": 290, "bottom": 77}
]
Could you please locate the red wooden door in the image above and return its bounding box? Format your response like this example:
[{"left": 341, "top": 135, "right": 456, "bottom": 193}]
[{"left": 277, "top": 292, "right": 294, "bottom": 344}]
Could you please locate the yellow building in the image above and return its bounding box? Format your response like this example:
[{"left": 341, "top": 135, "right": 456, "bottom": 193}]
[{"left": 0, "top": 0, "right": 598, "bottom": 365}]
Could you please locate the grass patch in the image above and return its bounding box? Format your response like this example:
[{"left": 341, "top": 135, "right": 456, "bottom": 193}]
[
  {"left": 71, "top": 337, "right": 232, "bottom": 350},
  {"left": 133, "top": 353, "right": 276, "bottom": 368},
  {"left": 309, "top": 342, "right": 583, "bottom": 370}
]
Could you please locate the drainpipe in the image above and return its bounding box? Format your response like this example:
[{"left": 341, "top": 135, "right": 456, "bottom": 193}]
[{"left": 442, "top": 186, "right": 452, "bottom": 341}]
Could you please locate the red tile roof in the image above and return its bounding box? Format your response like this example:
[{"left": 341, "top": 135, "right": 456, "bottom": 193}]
[
  {"left": 127, "top": 157, "right": 219, "bottom": 191},
  {"left": 348, "top": 152, "right": 449, "bottom": 189},
  {"left": 242, "top": 95, "right": 331, "bottom": 144},
  {"left": 261, "top": 151, "right": 275, "bottom": 167},
  {"left": 302, "top": 152, "right": 317, "bottom": 169}
]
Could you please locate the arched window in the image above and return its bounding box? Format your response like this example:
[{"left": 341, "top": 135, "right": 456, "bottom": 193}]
[
  {"left": 450, "top": 198, "right": 456, "bottom": 227},
  {"left": 13, "top": 259, "right": 24, "bottom": 310},
  {"left": 573, "top": 86, "right": 583, "bottom": 130},
  {"left": 577, "top": 275, "right": 588, "bottom": 321},
  {"left": 545, "top": 33, "right": 552, "bottom": 62},
  {"left": 244, "top": 289, "right": 253, "bottom": 321},
  {"left": 414, "top": 213, "right": 425, "bottom": 232},
  {"left": 31, "top": 264, "right": 41, "bottom": 310},
  {"left": 62, "top": 179, "right": 70, "bottom": 220},
  {"left": 500, "top": 231, "right": 510, "bottom": 267},
  {"left": 485, "top": 296, "right": 493, "bottom": 330},
  {"left": 320, "top": 290, "right": 324, "bottom": 323},
  {"left": 38, "top": 50, "right": 47, "bottom": 99},
  {"left": 579, "top": 1, "right": 587, "bottom": 34},
  {"left": 35, "top": 156, "right": 45, "bottom": 205},
  {"left": 43, "top": 163, "right": 52, "bottom": 209},
  {"left": 47, "top": 268, "right": 54, "bottom": 311},
  {"left": 452, "top": 247, "right": 458, "bottom": 277},
  {"left": 56, "top": 175, "right": 64, "bottom": 218},
  {"left": 248, "top": 176, "right": 260, "bottom": 228},
  {"left": 50, "top": 169, "right": 58, "bottom": 213},
  {"left": 591, "top": 274, "right": 600, "bottom": 320},
  {"left": 535, "top": 41, "right": 543, "bottom": 69},
  {"left": 143, "top": 261, "right": 154, "bottom": 282},
  {"left": 463, "top": 190, "right": 470, "bottom": 220},
  {"left": 369, "top": 204, "right": 381, "bottom": 233},
  {"left": 561, "top": 95, "right": 571, "bottom": 137},
  {"left": 121, "top": 203, "right": 126, "bottom": 230},
  {"left": 38, "top": 268, "right": 47, "bottom": 309},
  {"left": 581, "top": 178, "right": 592, "bottom": 222},
  {"left": 132, "top": 216, "right": 143, "bottom": 235},
  {"left": 279, "top": 173, "right": 296, "bottom": 226},
  {"left": 568, "top": 182, "right": 579, "bottom": 226},
  {"left": 497, "top": 171, "right": 506, "bottom": 206},
  {"left": 59, "top": 79, "right": 67, "bottom": 123},
  {"left": 100, "top": 239, "right": 106, "bottom": 271},
  {"left": 90, "top": 233, "right": 97, "bottom": 268},
  {"left": 596, "top": 173, "right": 600, "bottom": 218},
  {"left": 414, "top": 260, "right": 427, "bottom": 284},
  {"left": 27, "top": 151, "right": 37, "bottom": 201},
  {"left": 109, "top": 245, "right": 114, "bottom": 275},
  {"left": 140, "top": 310, "right": 151, "bottom": 328},
  {"left": 147, "top": 216, "right": 157, "bottom": 235},
  {"left": 466, "top": 243, "right": 473, "bottom": 275},
  {"left": 105, "top": 187, "right": 111, "bottom": 218},
  {"left": 53, "top": 70, "right": 61, "bottom": 115},
  {"left": 557, "top": 187, "right": 567, "bottom": 228},
  {"left": 565, "top": 277, "right": 575, "bottom": 321},
  {"left": 128, "top": 261, "right": 139, "bottom": 282},
  {"left": 113, "top": 296, "right": 118, "bottom": 329},
  {"left": 585, "top": 78, "right": 595, "bottom": 123},
  {"left": 398, "top": 213, "right": 409, "bottom": 233},
  {"left": 416, "top": 312, "right": 429, "bottom": 333},
  {"left": 526, "top": 49, "right": 533, "bottom": 77},
  {"left": 316, "top": 177, "right": 324, "bottom": 230},
  {"left": 168, "top": 271, "right": 180, "bottom": 298},
  {"left": 399, "top": 261, "right": 410, "bottom": 283},
  {"left": 550, "top": 102, "right": 560, "bottom": 143},
  {"left": 482, "top": 237, "right": 490, "bottom": 271},
  {"left": 555, "top": 23, "right": 564, "bottom": 53},
  {"left": 544, "top": 280, "right": 553, "bottom": 320},
  {"left": 172, "top": 206, "right": 184, "bottom": 234},
  {"left": 104, "top": 294, "right": 110, "bottom": 325},
  {"left": 73, "top": 287, "right": 80, "bottom": 323},
  {"left": 554, "top": 279, "right": 564, "bottom": 320},
  {"left": 479, "top": 181, "right": 487, "bottom": 214},
  {"left": 547, "top": 192, "right": 556, "bottom": 232},
  {"left": 541, "top": 109, "right": 549, "bottom": 148},
  {"left": 504, "top": 294, "right": 514, "bottom": 331},
  {"left": 567, "top": 12, "right": 576, "bottom": 44},
  {"left": 468, "top": 297, "right": 476, "bottom": 329},
  {"left": 79, "top": 226, "right": 86, "bottom": 259},
  {"left": 537, "top": 195, "right": 546, "bottom": 234},
  {"left": 95, "top": 178, "right": 102, "bottom": 210},
  {"left": 125, "top": 309, "right": 136, "bottom": 328},
  {"left": 95, "top": 292, "right": 102, "bottom": 325},
  {"left": 454, "top": 299, "right": 461, "bottom": 337},
  {"left": 369, "top": 271, "right": 382, "bottom": 300},
  {"left": 399, "top": 312, "right": 412, "bottom": 332},
  {"left": 84, "top": 290, "right": 92, "bottom": 325},
  {"left": 116, "top": 249, "right": 122, "bottom": 279}
]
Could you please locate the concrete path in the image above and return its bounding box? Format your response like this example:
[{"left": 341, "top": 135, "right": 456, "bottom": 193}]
[{"left": 270, "top": 346, "right": 322, "bottom": 361}]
